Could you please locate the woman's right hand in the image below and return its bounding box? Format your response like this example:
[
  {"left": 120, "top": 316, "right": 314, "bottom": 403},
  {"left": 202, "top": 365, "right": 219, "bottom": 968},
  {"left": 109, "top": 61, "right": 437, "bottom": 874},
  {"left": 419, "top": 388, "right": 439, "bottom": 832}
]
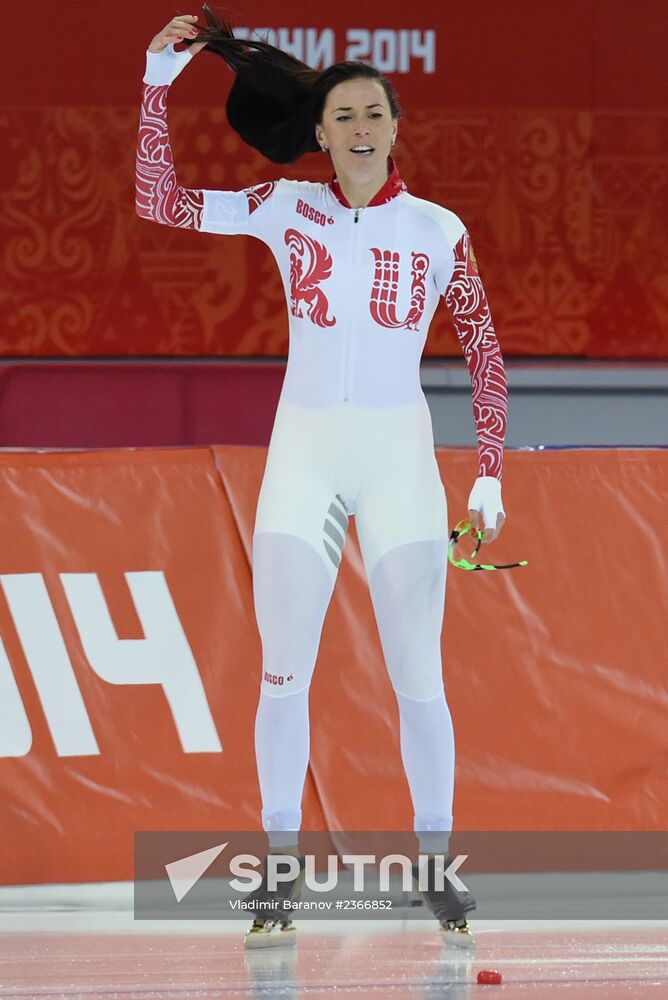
[{"left": 148, "top": 14, "right": 207, "bottom": 55}]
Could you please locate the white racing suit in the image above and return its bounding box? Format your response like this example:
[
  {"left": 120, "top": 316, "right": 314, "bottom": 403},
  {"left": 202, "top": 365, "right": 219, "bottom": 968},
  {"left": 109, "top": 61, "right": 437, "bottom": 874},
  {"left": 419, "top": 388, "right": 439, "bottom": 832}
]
[{"left": 136, "top": 45, "right": 508, "bottom": 845}]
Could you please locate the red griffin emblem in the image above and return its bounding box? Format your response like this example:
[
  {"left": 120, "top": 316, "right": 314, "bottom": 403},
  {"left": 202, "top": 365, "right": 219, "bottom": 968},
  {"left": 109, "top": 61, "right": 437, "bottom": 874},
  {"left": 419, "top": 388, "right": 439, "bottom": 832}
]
[
  {"left": 284, "top": 228, "right": 336, "bottom": 328},
  {"left": 369, "top": 249, "right": 430, "bottom": 330}
]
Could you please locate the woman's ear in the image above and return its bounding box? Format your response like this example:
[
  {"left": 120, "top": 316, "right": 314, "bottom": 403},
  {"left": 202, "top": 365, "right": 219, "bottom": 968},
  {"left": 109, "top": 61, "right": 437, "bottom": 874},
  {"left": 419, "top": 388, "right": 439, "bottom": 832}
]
[{"left": 315, "top": 124, "right": 326, "bottom": 149}]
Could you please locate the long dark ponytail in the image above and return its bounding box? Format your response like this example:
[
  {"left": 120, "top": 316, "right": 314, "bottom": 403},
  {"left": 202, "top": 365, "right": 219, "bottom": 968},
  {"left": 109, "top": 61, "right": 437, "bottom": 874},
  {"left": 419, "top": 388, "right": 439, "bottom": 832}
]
[{"left": 185, "top": 5, "right": 401, "bottom": 164}]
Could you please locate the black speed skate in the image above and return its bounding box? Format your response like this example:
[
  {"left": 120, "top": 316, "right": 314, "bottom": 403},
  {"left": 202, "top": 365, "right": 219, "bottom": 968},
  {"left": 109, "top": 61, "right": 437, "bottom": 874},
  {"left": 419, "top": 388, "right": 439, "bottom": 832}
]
[
  {"left": 412, "top": 855, "right": 476, "bottom": 948},
  {"left": 244, "top": 853, "right": 305, "bottom": 949}
]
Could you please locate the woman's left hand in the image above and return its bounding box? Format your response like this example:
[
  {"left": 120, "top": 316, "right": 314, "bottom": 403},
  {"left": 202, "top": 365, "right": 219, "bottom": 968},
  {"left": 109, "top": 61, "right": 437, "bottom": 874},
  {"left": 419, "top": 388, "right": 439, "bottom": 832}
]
[{"left": 467, "top": 476, "right": 506, "bottom": 542}]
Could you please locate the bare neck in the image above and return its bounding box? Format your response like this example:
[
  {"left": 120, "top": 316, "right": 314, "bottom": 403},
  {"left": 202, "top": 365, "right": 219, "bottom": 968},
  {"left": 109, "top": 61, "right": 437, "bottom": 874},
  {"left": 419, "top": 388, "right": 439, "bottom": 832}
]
[{"left": 335, "top": 163, "right": 389, "bottom": 209}]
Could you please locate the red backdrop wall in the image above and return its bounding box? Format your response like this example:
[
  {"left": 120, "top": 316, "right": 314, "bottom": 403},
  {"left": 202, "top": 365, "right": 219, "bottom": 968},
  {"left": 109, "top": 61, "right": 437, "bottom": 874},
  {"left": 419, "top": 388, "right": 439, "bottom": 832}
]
[{"left": 2, "top": 1, "right": 667, "bottom": 358}]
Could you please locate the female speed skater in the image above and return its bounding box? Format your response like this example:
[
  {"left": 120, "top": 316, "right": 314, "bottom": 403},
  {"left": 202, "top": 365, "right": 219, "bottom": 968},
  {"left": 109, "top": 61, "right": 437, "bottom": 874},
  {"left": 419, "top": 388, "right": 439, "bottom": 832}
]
[{"left": 136, "top": 5, "right": 508, "bottom": 948}]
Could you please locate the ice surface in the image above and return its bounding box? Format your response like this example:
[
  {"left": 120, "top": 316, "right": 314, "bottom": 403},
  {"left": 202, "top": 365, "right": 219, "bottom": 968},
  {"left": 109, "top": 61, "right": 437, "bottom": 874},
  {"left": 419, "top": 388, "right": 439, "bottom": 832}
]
[{"left": 0, "top": 885, "right": 667, "bottom": 998}]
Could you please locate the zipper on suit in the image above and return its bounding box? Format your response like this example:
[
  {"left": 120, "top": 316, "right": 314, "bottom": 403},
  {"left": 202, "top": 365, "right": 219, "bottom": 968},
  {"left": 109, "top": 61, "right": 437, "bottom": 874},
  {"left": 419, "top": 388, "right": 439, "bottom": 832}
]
[{"left": 342, "top": 207, "right": 363, "bottom": 401}]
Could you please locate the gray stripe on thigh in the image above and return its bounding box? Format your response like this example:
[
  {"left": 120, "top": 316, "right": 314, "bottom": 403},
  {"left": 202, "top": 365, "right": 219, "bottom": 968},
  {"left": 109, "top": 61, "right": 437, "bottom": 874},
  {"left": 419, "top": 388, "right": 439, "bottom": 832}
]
[{"left": 322, "top": 495, "right": 349, "bottom": 567}]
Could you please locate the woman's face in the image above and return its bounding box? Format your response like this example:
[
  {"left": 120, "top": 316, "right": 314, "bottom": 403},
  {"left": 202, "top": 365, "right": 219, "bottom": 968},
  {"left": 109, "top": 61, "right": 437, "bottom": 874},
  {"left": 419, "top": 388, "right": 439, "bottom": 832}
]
[{"left": 315, "top": 77, "right": 398, "bottom": 179}]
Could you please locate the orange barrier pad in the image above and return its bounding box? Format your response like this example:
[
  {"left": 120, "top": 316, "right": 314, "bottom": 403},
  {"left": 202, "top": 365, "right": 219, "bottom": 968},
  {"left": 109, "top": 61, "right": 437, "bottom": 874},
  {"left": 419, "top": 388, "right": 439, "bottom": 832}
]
[{"left": 0, "top": 447, "right": 665, "bottom": 885}]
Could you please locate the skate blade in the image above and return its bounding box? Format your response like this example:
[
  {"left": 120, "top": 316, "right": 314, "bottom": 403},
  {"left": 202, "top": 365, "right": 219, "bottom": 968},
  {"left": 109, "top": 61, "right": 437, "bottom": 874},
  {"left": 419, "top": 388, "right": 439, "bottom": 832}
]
[
  {"left": 440, "top": 925, "right": 475, "bottom": 950},
  {"left": 244, "top": 923, "right": 297, "bottom": 950}
]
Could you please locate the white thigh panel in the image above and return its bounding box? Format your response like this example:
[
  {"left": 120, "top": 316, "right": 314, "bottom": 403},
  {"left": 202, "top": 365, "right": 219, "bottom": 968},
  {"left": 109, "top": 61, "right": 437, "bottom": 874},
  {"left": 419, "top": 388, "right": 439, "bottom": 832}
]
[
  {"left": 353, "top": 399, "right": 448, "bottom": 578},
  {"left": 254, "top": 401, "right": 349, "bottom": 582}
]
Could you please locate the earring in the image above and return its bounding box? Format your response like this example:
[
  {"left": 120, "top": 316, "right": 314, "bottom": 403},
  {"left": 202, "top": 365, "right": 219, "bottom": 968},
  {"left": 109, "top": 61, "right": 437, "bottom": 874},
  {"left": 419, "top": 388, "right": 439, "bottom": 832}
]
[{"left": 321, "top": 146, "right": 329, "bottom": 152}]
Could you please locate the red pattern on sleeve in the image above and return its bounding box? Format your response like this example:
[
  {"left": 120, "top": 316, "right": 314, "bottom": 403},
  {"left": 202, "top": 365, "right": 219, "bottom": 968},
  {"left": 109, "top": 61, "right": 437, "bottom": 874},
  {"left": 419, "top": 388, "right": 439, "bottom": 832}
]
[
  {"left": 444, "top": 231, "right": 508, "bottom": 480},
  {"left": 246, "top": 181, "right": 278, "bottom": 215},
  {"left": 135, "top": 84, "right": 204, "bottom": 229}
]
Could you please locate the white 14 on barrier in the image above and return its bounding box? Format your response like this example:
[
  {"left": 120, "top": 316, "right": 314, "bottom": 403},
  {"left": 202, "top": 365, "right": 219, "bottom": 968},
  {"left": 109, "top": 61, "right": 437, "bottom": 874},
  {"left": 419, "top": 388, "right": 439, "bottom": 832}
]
[{"left": 0, "top": 572, "right": 222, "bottom": 758}]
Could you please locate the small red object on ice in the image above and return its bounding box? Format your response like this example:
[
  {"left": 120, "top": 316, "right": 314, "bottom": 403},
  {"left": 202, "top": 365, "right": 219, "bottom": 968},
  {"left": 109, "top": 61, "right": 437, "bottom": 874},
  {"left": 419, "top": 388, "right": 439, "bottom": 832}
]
[{"left": 477, "top": 969, "right": 502, "bottom": 985}]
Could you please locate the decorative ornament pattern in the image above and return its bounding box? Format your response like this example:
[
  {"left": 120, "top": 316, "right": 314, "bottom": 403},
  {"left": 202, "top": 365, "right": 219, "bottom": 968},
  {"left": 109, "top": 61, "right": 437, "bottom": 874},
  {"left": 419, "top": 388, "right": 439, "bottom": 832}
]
[
  {"left": 1, "top": 104, "right": 666, "bottom": 356},
  {"left": 369, "top": 249, "right": 430, "bottom": 330},
  {"left": 444, "top": 231, "right": 508, "bottom": 479}
]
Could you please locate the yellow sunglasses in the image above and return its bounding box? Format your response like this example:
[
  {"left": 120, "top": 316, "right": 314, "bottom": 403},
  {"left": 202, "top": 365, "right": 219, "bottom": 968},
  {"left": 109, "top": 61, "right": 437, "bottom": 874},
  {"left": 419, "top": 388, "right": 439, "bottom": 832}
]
[{"left": 448, "top": 518, "right": 528, "bottom": 572}]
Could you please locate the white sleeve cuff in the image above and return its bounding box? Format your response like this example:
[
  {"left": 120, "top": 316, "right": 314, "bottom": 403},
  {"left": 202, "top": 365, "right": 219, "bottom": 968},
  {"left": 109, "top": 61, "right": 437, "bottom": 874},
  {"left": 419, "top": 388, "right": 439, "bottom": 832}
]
[{"left": 143, "top": 44, "right": 194, "bottom": 87}]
